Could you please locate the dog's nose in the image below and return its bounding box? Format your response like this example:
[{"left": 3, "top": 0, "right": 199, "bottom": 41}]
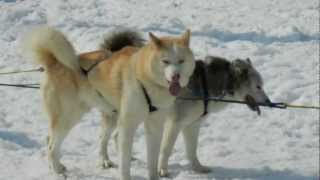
[
  {"left": 172, "top": 74, "right": 180, "bottom": 82},
  {"left": 265, "top": 98, "right": 272, "bottom": 105}
]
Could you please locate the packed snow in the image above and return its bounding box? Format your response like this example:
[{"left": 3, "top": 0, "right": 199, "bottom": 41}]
[{"left": 0, "top": 0, "right": 319, "bottom": 179}]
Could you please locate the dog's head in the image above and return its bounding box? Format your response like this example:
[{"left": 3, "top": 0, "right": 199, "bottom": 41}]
[
  {"left": 148, "top": 30, "right": 195, "bottom": 96},
  {"left": 230, "top": 58, "right": 271, "bottom": 114}
]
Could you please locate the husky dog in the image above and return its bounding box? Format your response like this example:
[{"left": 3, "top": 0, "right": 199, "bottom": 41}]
[
  {"left": 158, "top": 56, "right": 271, "bottom": 177},
  {"left": 23, "top": 26, "right": 195, "bottom": 180}
]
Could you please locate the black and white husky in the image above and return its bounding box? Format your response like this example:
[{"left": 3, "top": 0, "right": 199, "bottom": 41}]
[{"left": 158, "top": 56, "right": 271, "bottom": 176}]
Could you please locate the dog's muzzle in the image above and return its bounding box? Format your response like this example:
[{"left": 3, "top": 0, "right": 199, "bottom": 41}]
[
  {"left": 168, "top": 74, "right": 181, "bottom": 96},
  {"left": 245, "top": 95, "right": 261, "bottom": 115}
]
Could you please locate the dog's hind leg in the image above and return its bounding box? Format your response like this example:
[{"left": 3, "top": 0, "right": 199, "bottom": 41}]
[
  {"left": 47, "top": 115, "right": 75, "bottom": 175},
  {"left": 158, "top": 118, "right": 180, "bottom": 177},
  {"left": 98, "top": 111, "right": 117, "bottom": 168},
  {"left": 182, "top": 120, "right": 211, "bottom": 173},
  {"left": 45, "top": 93, "right": 85, "bottom": 175}
]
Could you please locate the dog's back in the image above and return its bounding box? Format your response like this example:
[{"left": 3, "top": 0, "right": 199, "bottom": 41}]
[{"left": 185, "top": 57, "right": 231, "bottom": 98}]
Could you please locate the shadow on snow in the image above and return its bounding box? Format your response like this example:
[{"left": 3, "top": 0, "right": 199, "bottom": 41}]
[
  {"left": 168, "top": 163, "right": 317, "bottom": 180},
  {"left": 0, "top": 130, "right": 41, "bottom": 149},
  {"left": 142, "top": 26, "right": 319, "bottom": 45}
]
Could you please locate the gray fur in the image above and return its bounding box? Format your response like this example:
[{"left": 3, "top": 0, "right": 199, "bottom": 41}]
[
  {"left": 183, "top": 56, "right": 252, "bottom": 98},
  {"left": 158, "top": 55, "right": 272, "bottom": 177}
]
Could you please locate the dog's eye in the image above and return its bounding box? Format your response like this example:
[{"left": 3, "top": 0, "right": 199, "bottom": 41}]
[
  {"left": 162, "top": 60, "right": 170, "bottom": 65},
  {"left": 257, "top": 85, "right": 261, "bottom": 90},
  {"left": 178, "top": 59, "right": 185, "bottom": 64}
]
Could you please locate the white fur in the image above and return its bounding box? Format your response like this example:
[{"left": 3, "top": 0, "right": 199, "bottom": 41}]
[
  {"left": 164, "top": 65, "right": 179, "bottom": 82},
  {"left": 24, "top": 26, "right": 80, "bottom": 72}
]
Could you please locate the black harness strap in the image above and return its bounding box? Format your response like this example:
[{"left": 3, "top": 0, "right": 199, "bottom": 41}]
[
  {"left": 79, "top": 59, "right": 120, "bottom": 113},
  {"left": 81, "top": 67, "right": 89, "bottom": 75},
  {"left": 80, "top": 59, "right": 105, "bottom": 76},
  {"left": 199, "top": 63, "right": 209, "bottom": 116},
  {"left": 80, "top": 58, "right": 158, "bottom": 113},
  {"left": 140, "top": 83, "right": 158, "bottom": 112}
]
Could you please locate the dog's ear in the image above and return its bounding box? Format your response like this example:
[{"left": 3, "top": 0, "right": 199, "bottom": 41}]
[
  {"left": 234, "top": 67, "right": 248, "bottom": 80},
  {"left": 233, "top": 60, "right": 248, "bottom": 80},
  {"left": 241, "top": 68, "right": 249, "bottom": 79},
  {"left": 181, "top": 29, "right": 191, "bottom": 47},
  {"left": 246, "top": 58, "right": 252, "bottom": 65},
  {"left": 149, "top": 32, "right": 162, "bottom": 48}
]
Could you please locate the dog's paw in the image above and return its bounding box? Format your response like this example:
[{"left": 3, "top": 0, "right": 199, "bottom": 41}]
[
  {"left": 99, "top": 159, "right": 117, "bottom": 169},
  {"left": 191, "top": 164, "right": 211, "bottom": 173},
  {"left": 158, "top": 168, "right": 170, "bottom": 177},
  {"left": 131, "top": 156, "right": 138, "bottom": 161},
  {"left": 51, "top": 162, "right": 67, "bottom": 174}
]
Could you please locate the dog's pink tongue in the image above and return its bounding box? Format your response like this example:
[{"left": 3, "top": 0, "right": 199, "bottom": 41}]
[{"left": 169, "top": 81, "right": 181, "bottom": 96}]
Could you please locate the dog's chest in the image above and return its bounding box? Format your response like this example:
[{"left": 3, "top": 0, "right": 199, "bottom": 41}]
[{"left": 148, "top": 88, "right": 176, "bottom": 109}]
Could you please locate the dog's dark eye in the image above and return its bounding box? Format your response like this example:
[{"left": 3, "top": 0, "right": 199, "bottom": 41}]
[
  {"left": 178, "top": 59, "right": 185, "bottom": 64},
  {"left": 162, "top": 60, "right": 170, "bottom": 65},
  {"left": 257, "top": 85, "right": 261, "bottom": 90}
]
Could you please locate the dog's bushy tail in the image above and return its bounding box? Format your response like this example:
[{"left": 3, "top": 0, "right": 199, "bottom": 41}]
[
  {"left": 100, "top": 30, "right": 145, "bottom": 52},
  {"left": 23, "top": 26, "right": 80, "bottom": 72}
]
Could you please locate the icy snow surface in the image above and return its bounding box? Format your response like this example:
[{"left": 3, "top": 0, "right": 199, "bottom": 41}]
[{"left": 0, "top": 0, "right": 319, "bottom": 179}]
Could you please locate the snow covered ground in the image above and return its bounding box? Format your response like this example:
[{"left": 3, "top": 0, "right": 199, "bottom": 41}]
[{"left": 0, "top": 0, "right": 319, "bottom": 179}]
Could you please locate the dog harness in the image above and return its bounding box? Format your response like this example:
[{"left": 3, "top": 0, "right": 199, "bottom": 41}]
[
  {"left": 80, "top": 57, "right": 158, "bottom": 113},
  {"left": 190, "top": 60, "right": 235, "bottom": 116},
  {"left": 198, "top": 62, "right": 209, "bottom": 116},
  {"left": 140, "top": 83, "right": 158, "bottom": 112},
  {"left": 80, "top": 59, "right": 104, "bottom": 76}
]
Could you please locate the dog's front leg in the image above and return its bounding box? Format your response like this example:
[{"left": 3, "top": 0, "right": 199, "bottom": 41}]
[
  {"left": 158, "top": 115, "right": 180, "bottom": 177},
  {"left": 182, "top": 120, "right": 211, "bottom": 173},
  {"left": 145, "top": 112, "right": 165, "bottom": 180},
  {"left": 118, "top": 101, "right": 146, "bottom": 180},
  {"left": 117, "top": 119, "right": 139, "bottom": 180}
]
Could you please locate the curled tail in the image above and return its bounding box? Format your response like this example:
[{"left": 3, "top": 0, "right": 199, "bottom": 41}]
[
  {"left": 23, "top": 26, "right": 80, "bottom": 72},
  {"left": 100, "top": 29, "right": 145, "bottom": 52}
]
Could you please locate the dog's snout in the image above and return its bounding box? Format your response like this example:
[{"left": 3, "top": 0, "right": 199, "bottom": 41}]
[
  {"left": 265, "top": 98, "right": 272, "bottom": 105},
  {"left": 172, "top": 74, "right": 180, "bottom": 82}
]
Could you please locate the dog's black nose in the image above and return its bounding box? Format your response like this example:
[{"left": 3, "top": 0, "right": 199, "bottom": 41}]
[{"left": 265, "top": 98, "right": 272, "bottom": 105}]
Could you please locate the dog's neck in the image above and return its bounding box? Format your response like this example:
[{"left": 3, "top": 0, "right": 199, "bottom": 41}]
[
  {"left": 224, "top": 63, "right": 249, "bottom": 100},
  {"left": 183, "top": 60, "right": 229, "bottom": 98},
  {"left": 134, "top": 46, "right": 176, "bottom": 109}
]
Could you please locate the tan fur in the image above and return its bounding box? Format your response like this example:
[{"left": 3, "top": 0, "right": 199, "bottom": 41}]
[
  {"left": 88, "top": 47, "right": 138, "bottom": 105},
  {"left": 24, "top": 26, "right": 195, "bottom": 180}
]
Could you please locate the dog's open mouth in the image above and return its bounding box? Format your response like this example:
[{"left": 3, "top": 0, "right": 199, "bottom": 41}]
[
  {"left": 245, "top": 95, "right": 261, "bottom": 115},
  {"left": 169, "top": 81, "right": 181, "bottom": 96}
]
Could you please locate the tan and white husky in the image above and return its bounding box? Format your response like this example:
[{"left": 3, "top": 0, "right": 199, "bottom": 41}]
[
  {"left": 23, "top": 26, "right": 195, "bottom": 180},
  {"left": 158, "top": 56, "right": 271, "bottom": 177}
]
